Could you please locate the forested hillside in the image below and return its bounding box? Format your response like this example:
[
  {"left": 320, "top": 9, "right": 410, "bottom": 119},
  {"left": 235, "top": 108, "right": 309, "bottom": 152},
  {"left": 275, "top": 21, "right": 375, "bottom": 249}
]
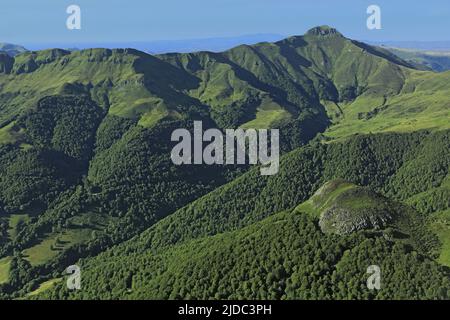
[
  {"left": 39, "top": 208, "right": 450, "bottom": 300},
  {"left": 0, "top": 26, "right": 449, "bottom": 299},
  {"left": 30, "top": 129, "right": 450, "bottom": 299}
]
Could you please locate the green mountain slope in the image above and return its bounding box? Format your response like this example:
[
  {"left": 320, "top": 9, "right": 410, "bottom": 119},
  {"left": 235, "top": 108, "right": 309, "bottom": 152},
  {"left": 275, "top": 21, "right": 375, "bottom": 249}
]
[
  {"left": 36, "top": 181, "right": 449, "bottom": 300},
  {"left": 27, "top": 129, "right": 449, "bottom": 299},
  {"left": 159, "top": 27, "right": 450, "bottom": 141},
  {"left": 100, "top": 130, "right": 448, "bottom": 256},
  {"left": 0, "top": 48, "right": 204, "bottom": 128},
  {"left": 2, "top": 26, "right": 448, "bottom": 144}
]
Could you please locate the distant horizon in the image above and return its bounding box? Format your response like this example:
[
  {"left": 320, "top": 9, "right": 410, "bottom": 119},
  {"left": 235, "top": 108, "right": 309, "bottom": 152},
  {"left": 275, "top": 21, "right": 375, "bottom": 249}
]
[
  {"left": 1, "top": 0, "right": 450, "bottom": 44},
  {"left": 5, "top": 32, "right": 450, "bottom": 54}
]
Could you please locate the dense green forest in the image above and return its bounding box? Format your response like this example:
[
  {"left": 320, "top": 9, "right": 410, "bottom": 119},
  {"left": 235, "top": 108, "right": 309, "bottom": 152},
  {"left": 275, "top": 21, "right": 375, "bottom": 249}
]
[
  {"left": 0, "top": 26, "right": 449, "bottom": 299},
  {"left": 21, "top": 129, "right": 450, "bottom": 300},
  {"left": 39, "top": 210, "right": 450, "bottom": 300}
]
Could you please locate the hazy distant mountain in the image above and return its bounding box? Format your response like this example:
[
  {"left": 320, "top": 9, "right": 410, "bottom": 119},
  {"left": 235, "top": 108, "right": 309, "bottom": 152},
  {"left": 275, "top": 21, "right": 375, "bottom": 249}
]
[
  {"left": 0, "top": 43, "right": 27, "bottom": 56},
  {"left": 369, "top": 41, "right": 450, "bottom": 51},
  {"left": 366, "top": 41, "right": 450, "bottom": 72},
  {"left": 383, "top": 47, "right": 450, "bottom": 72},
  {"left": 24, "top": 34, "right": 285, "bottom": 54},
  {"left": 144, "top": 34, "right": 286, "bottom": 54}
]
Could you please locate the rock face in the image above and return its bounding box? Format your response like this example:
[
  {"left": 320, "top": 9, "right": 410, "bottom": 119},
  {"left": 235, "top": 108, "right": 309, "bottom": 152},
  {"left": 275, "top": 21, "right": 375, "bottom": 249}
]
[
  {"left": 306, "top": 26, "right": 343, "bottom": 38},
  {"left": 309, "top": 180, "right": 400, "bottom": 235},
  {"left": 319, "top": 205, "right": 395, "bottom": 235}
]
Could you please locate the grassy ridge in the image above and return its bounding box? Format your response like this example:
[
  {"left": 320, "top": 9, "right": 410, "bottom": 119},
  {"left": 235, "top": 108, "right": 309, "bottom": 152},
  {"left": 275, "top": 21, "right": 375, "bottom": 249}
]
[{"left": 1, "top": 26, "right": 449, "bottom": 140}]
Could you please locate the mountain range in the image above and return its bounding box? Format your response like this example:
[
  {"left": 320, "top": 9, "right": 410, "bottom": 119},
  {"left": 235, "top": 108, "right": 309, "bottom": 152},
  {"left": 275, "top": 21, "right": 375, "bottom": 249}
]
[
  {"left": 0, "top": 43, "right": 27, "bottom": 57},
  {"left": 0, "top": 26, "right": 449, "bottom": 300},
  {"left": 383, "top": 47, "right": 450, "bottom": 72}
]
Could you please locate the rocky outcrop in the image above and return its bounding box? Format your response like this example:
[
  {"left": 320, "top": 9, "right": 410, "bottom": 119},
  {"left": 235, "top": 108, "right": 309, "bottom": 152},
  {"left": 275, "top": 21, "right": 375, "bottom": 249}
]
[
  {"left": 312, "top": 181, "right": 400, "bottom": 235},
  {"left": 319, "top": 205, "right": 395, "bottom": 235},
  {"left": 306, "top": 26, "right": 343, "bottom": 38}
]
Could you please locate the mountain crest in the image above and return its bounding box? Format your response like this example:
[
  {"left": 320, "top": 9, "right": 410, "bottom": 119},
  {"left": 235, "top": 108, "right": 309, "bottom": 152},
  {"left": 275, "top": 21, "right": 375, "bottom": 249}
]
[{"left": 305, "top": 25, "right": 343, "bottom": 38}]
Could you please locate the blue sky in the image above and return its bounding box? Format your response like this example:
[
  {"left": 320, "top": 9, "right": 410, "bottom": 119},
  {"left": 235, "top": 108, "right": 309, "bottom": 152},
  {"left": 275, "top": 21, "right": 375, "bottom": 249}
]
[{"left": 1, "top": 0, "right": 449, "bottom": 45}]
